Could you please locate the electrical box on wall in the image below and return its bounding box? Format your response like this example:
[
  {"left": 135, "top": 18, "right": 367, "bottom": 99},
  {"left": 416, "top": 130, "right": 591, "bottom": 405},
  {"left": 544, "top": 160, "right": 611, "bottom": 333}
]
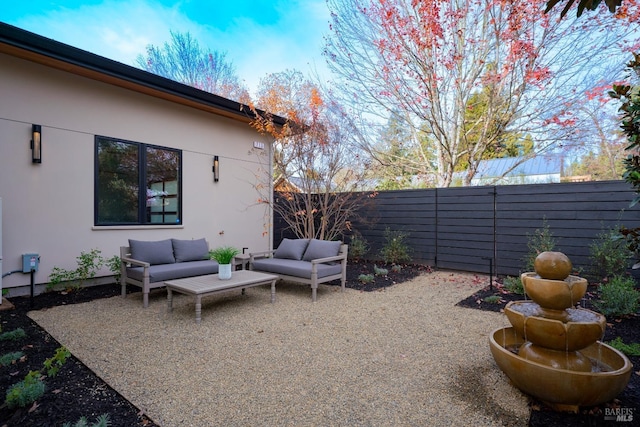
[{"left": 22, "top": 253, "right": 40, "bottom": 273}]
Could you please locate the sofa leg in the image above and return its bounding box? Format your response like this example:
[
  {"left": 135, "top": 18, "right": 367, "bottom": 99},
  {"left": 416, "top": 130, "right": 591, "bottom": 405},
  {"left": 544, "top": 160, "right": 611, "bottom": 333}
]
[
  {"left": 143, "top": 292, "right": 149, "bottom": 308},
  {"left": 121, "top": 283, "right": 127, "bottom": 298},
  {"left": 312, "top": 286, "right": 317, "bottom": 302}
]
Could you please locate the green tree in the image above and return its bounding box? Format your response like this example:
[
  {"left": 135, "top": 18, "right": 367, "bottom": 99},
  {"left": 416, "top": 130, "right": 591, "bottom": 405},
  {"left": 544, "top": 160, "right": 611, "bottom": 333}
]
[
  {"left": 610, "top": 53, "right": 640, "bottom": 205},
  {"left": 456, "top": 87, "right": 534, "bottom": 178},
  {"left": 370, "top": 112, "right": 421, "bottom": 189}
]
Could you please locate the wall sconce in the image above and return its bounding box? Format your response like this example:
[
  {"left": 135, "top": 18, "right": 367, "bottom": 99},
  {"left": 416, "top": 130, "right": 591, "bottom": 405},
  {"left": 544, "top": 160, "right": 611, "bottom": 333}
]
[
  {"left": 31, "top": 124, "right": 42, "bottom": 163},
  {"left": 212, "top": 155, "right": 219, "bottom": 182}
]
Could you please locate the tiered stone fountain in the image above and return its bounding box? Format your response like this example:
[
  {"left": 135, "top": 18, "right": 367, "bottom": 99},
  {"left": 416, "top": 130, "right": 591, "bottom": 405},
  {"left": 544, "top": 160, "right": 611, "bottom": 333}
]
[{"left": 489, "top": 251, "right": 633, "bottom": 412}]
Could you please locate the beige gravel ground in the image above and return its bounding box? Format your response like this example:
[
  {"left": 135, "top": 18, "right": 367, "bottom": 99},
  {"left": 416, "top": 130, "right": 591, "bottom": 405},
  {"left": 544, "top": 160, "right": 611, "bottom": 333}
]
[{"left": 28, "top": 271, "right": 530, "bottom": 427}]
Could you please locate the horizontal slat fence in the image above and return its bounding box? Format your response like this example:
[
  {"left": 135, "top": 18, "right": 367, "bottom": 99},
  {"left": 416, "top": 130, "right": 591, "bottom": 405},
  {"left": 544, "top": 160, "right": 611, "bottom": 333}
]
[{"left": 274, "top": 180, "right": 640, "bottom": 277}]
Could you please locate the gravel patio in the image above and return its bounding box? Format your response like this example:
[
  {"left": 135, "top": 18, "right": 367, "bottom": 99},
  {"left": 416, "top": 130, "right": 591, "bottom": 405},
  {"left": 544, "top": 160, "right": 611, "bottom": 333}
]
[{"left": 27, "top": 271, "right": 529, "bottom": 426}]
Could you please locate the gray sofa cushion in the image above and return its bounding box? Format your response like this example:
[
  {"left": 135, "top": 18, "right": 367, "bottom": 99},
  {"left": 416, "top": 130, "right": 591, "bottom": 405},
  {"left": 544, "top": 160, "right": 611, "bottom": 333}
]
[
  {"left": 251, "top": 258, "right": 341, "bottom": 279},
  {"left": 302, "top": 239, "right": 341, "bottom": 261},
  {"left": 274, "top": 238, "right": 309, "bottom": 260},
  {"left": 129, "top": 239, "right": 175, "bottom": 265},
  {"left": 172, "top": 238, "right": 209, "bottom": 262},
  {"left": 127, "top": 260, "right": 219, "bottom": 283}
]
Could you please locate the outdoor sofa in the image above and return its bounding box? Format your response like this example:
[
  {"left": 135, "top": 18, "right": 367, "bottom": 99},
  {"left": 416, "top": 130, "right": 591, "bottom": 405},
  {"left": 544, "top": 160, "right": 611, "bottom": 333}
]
[
  {"left": 120, "top": 238, "right": 218, "bottom": 308},
  {"left": 249, "top": 238, "right": 348, "bottom": 302}
]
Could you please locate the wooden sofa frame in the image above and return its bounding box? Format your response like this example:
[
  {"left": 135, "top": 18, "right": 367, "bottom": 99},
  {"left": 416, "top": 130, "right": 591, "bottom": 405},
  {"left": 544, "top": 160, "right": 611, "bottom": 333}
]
[{"left": 249, "top": 244, "right": 348, "bottom": 302}]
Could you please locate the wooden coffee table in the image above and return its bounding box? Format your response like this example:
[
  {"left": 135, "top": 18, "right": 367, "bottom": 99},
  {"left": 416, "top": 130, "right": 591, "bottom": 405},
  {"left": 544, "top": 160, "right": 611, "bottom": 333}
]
[{"left": 165, "top": 270, "right": 279, "bottom": 323}]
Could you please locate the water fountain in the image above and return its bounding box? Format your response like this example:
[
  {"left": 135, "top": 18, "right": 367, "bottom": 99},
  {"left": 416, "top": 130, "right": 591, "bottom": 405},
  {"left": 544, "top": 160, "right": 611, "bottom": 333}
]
[{"left": 489, "top": 251, "right": 633, "bottom": 412}]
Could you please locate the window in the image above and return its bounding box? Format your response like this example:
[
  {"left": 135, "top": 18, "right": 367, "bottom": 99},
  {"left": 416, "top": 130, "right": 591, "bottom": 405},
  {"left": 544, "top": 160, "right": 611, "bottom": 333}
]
[{"left": 95, "top": 136, "right": 182, "bottom": 225}]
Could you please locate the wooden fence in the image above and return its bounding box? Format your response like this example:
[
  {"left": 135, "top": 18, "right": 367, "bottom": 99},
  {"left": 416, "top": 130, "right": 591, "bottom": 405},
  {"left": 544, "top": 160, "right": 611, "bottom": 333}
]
[{"left": 274, "top": 180, "right": 640, "bottom": 277}]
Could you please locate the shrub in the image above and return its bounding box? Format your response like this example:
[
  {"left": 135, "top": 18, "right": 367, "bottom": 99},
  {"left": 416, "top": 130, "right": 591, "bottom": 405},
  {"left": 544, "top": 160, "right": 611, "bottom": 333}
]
[
  {"left": 606, "top": 337, "right": 640, "bottom": 356},
  {"left": 589, "top": 227, "right": 631, "bottom": 280},
  {"left": 391, "top": 264, "right": 402, "bottom": 273},
  {"left": 348, "top": 232, "right": 369, "bottom": 260},
  {"left": 0, "top": 351, "right": 24, "bottom": 367},
  {"left": 5, "top": 371, "right": 45, "bottom": 409},
  {"left": 523, "top": 219, "right": 557, "bottom": 272},
  {"left": 105, "top": 255, "right": 122, "bottom": 285},
  {"left": 49, "top": 248, "right": 105, "bottom": 291},
  {"left": 380, "top": 228, "right": 412, "bottom": 264},
  {"left": 374, "top": 265, "right": 388, "bottom": 276},
  {"left": 503, "top": 276, "right": 525, "bottom": 295},
  {"left": 358, "top": 274, "right": 375, "bottom": 284},
  {"left": 593, "top": 275, "right": 640, "bottom": 317},
  {"left": 484, "top": 295, "right": 502, "bottom": 304},
  {"left": 43, "top": 346, "right": 70, "bottom": 377},
  {"left": 63, "top": 414, "right": 111, "bottom": 427},
  {"left": 0, "top": 328, "right": 26, "bottom": 341}
]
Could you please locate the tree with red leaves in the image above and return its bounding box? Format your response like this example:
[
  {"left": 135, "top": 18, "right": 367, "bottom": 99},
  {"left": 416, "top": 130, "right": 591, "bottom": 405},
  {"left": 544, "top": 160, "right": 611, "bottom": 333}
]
[{"left": 325, "top": 0, "right": 640, "bottom": 186}]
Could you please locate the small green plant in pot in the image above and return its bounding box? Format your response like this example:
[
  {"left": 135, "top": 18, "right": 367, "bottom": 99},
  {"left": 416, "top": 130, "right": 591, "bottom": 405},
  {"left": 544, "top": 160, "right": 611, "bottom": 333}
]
[{"left": 209, "top": 246, "right": 240, "bottom": 280}]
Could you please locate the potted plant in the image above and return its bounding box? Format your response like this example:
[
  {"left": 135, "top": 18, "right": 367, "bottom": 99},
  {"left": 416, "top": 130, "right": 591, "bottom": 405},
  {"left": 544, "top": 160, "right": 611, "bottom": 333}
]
[{"left": 209, "top": 246, "right": 240, "bottom": 280}]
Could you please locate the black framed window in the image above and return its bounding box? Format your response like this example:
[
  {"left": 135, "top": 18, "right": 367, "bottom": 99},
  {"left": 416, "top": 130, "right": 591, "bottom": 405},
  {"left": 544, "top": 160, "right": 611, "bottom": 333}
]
[{"left": 95, "top": 136, "right": 182, "bottom": 225}]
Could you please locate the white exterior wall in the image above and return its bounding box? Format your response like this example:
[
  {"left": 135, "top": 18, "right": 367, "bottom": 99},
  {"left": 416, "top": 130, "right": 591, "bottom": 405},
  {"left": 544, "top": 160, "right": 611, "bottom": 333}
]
[{"left": 0, "top": 54, "right": 273, "bottom": 294}]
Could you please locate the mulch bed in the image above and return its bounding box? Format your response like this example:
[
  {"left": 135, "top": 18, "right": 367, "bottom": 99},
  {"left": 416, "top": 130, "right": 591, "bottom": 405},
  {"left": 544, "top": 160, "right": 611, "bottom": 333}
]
[{"left": 0, "top": 263, "right": 638, "bottom": 426}]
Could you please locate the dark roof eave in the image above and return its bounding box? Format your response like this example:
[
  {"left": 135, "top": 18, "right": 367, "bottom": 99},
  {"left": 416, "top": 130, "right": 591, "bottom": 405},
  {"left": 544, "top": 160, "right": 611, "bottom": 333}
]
[{"left": 0, "top": 22, "right": 287, "bottom": 127}]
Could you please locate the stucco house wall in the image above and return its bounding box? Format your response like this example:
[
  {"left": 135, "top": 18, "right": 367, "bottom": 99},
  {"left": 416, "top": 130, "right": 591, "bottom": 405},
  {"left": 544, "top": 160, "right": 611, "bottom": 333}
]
[{"left": 0, "top": 39, "right": 275, "bottom": 296}]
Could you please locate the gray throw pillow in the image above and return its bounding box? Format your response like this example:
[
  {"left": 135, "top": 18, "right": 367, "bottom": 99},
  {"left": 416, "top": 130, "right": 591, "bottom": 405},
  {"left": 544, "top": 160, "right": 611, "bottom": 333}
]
[
  {"left": 172, "top": 238, "right": 209, "bottom": 262},
  {"left": 274, "top": 238, "right": 309, "bottom": 260},
  {"left": 302, "top": 239, "right": 342, "bottom": 261},
  {"left": 129, "top": 239, "right": 175, "bottom": 265}
]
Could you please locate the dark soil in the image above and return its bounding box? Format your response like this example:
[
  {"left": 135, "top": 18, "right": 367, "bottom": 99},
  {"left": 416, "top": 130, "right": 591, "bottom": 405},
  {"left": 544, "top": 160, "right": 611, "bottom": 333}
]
[
  {"left": 0, "top": 263, "right": 637, "bottom": 426},
  {"left": 0, "top": 285, "right": 158, "bottom": 427},
  {"left": 456, "top": 279, "right": 640, "bottom": 427}
]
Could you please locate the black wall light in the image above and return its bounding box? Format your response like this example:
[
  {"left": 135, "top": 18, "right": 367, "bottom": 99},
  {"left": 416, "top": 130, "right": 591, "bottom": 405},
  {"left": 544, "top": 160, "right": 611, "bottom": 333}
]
[
  {"left": 213, "top": 155, "right": 219, "bottom": 182},
  {"left": 31, "top": 124, "right": 42, "bottom": 163}
]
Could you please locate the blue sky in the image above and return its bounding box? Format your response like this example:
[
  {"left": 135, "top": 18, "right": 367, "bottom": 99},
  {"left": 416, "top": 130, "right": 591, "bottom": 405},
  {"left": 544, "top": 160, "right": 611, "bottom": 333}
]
[{"left": 1, "top": 0, "right": 331, "bottom": 95}]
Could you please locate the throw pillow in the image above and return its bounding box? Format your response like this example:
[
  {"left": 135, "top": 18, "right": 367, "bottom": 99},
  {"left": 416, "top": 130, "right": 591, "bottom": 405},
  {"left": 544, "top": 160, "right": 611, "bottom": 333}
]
[
  {"left": 172, "top": 238, "right": 209, "bottom": 262},
  {"left": 274, "top": 238, "right": 309, "bottom": 260},
  {"left": 302, "top": 239, "right": 342, "bottom": 261},
  {"left": 129, "top": 239, "right": 175, "bottom": 265}
]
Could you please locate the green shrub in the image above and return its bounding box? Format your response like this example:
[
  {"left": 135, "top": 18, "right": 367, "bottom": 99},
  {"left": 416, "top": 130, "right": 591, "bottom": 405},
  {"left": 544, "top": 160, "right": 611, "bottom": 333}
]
[
  {"left": 503, "top": 276, "right": 525, "bottom": 295},
  {"left": 593, "top": 275, "right": 640, "bottom": 317},
  {"left": 606, "top": 337, "right": 640, "bottom": 356},
  {"left": 484, "top": 295, "right": 502, "bottom": 304},
  {"left": 589, "top": 227, "right": 631, "bottom": 280},
  {"left": 358, "top": 274, "right": 375, "bottom": 284},
  {"left": 5, "top": 371, "right": 45, "bottom": 409},
  {"left": 0, "top": 328, "right": 26, "bottom": 341},
  {"left": 523, "top": 219, "right": 557, "bottom": 272},
  {"left": 63, "top": 414, "right": 111, "bottom": 427},
  {"left": 43, "top": 346, "right": 70, "bottom": 377},
  {"left": 49, "top": 248, "right": 106, "bottom": 291},
  {"left": 391, "top": 264, "right": 402, "bottom": 273},
  {"left": 105, "top": 255, "right": 122, "bottom": 285},
  {"left": 380, "top": 228, "right": 412, "bottom": 264},
  {"left": 374, "top": 265, "right": 388, "bottom": 276},
  {"left": 348, "top": 232, "right": 369, "bottom": 260},
  {"left": 0, "top": 351, "right": 24, "bottom": 367}
]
